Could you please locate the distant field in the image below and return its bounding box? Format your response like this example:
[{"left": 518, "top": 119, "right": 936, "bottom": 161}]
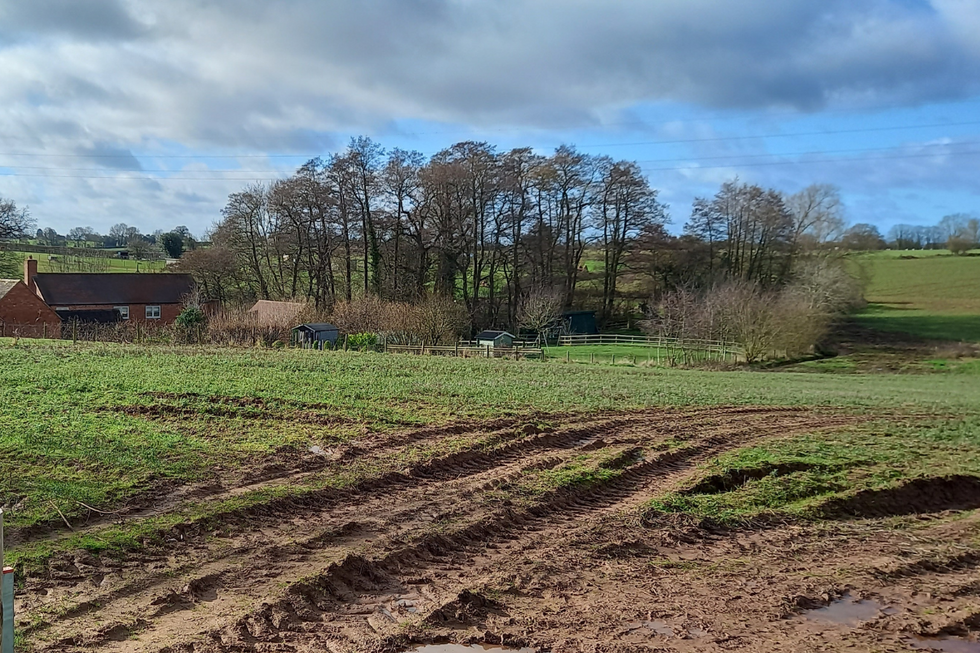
[
  {"left": 8, "top": 251, "right": 168, "bottom": 273},
  {"left": 847, "top": 250, "right": 980, "bottom": 341}
]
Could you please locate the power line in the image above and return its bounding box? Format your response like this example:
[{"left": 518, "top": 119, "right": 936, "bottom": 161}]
[
  {"left": 2, "top": 140, "right": 977, "bottom": 173},
  {"left": 0, "top": 118, "right": 978, "bottom": 160},
  {"left": 1, "top": 147, "right": 978, "bottom": 181}
]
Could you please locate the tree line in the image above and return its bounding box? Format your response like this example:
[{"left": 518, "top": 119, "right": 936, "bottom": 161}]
[{"left": 176, "top": 138, "right": 871, "bottom": 333}]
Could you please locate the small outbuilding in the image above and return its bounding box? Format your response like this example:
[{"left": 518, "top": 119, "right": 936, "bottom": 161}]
[
  {"left": 475, "top": 330, "right": 515, "bottom": 348},
  {"left": 292, "top": 322, "right": 339, "bottom": 347},
  {"left": 562, "top": 310, "right": 598, "bottom": 335}
]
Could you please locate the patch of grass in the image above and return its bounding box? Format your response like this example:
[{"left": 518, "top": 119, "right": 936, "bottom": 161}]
[
  {"left": 855, "top": 304, "right": 980, "bottom": 343},
  {"left": 644, "top": 417, "right": 980, "bottom": 525}
]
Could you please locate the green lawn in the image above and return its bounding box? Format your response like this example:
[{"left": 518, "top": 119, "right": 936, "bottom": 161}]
[
  {"left": 542, "top": 343, "right": 735, "bottom": 365},
  {"left": 847, "top": 251, "right": 980, "bottom": 341}
]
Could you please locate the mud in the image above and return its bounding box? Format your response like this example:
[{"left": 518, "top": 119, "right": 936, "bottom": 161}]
[
  {"left": 818, "top": 474, "right": 980, "bottom": 518},
  {"left": 13, "top": 406, "right": 980, "bottom": 653}
]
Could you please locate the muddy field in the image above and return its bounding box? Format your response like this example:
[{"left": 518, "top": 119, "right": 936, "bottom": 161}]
[{"left": 13, "top": 406, "right": 980, "bottom": 653}]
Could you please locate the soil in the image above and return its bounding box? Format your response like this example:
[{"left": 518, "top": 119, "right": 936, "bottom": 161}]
[{"left": 13, "top": 407, "right": 980, "bottom": 653}]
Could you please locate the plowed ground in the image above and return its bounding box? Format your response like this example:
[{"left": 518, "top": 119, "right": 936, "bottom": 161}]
[{"left": 13, "top": 407, "right": 980, "bottom": 652}]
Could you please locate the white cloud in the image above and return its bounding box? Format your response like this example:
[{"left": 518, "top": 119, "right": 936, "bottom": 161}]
[{"left": 1, "top": 0, "right": 979, "bottom": 232}]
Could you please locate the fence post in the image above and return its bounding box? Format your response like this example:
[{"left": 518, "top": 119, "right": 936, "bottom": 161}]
[
  {"left": 591, "top": 352, "right": 594, "bottom": 364},
  {"left": 1, "top": 508, "right": 14, "bottom": 653},
  {"left": 565, "top": 349, "right": 570, "bottom": 363},
  {"left": 455, "top": 341, "right": 459, "bottom": 357}
]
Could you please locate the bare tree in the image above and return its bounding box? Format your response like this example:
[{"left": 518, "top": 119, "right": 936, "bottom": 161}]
[
  {"left": 0, "top": 198, "right": 35, "bottom": 239},
  {"left": 517, "top": 285, "right": 565, "bottom": 343}
]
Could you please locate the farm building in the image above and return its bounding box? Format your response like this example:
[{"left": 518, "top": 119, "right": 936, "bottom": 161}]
[
  {"left": 475, "top": 330, "right": 515, "bottom": 348},
  {"left": 292, "top": 322, "right": 339, "bottom": 347},
  {"left": 0, "top": 279, "right": 62, "bottom": 338},
  {"left": 248, "top": 300, "right": 306, "bottom": 326},
  {"left": 24, "top": 256, "right": 196, "bottom": 325}
]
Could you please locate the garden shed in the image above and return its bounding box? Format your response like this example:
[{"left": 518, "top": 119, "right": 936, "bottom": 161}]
[
  {"left": 475, "top": 330, "right": 514, "bottom": 348},
  {"left": 292, "top": 322, "right": 339, "bottom": 347}
]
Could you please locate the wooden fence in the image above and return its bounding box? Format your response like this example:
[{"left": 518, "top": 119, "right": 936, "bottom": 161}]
[
  {"left": 386, "top": 344, "right": 543, "bottom": 360},
  {"left": 556, "top": 333, "right": 744, "bottom": 364}
]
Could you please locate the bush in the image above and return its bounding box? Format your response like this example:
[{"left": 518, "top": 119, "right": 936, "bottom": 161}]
[
  {"left": 175, "top": 306, "right": 206, "bottom": 328},
  {"left": 645, "top": 260, "right": 865, "bottom": 363},
  {"left": 346, "top": 332, "right": 378, "bottom": 351}
]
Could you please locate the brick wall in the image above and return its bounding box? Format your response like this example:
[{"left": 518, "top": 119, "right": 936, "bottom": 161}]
[
  {"left": 0, "top": 281, "right": 62, "bottom": 338},
  {"left": 52, "top": 303, "right": 184, "bottom": 325}
]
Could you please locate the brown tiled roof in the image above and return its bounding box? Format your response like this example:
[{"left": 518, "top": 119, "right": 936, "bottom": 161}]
[
  {"left": 0, "top": 279, "right": 18, "bottom": 301},
  {"left": 33, "top": 273, "right": 195, "bottom": 306},
  {"left": 247, "top": 300, "right": 306, "bottom": 324}
]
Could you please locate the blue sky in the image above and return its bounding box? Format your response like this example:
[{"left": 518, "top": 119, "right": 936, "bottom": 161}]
[{"left": 0, "top": 0, "right": 978, "bottom": 238}]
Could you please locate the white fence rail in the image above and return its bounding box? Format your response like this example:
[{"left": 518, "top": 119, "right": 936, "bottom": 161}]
[{"left": 557, "top": 333, "right": 742, "bottom": 353}]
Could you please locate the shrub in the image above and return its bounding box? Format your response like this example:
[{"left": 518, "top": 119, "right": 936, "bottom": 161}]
[
  {"left": 346, "top": 332, "right": 378, "bottom": 351},
  {"left": 175, "top": 306, "right": 206, "bottom": 328}
]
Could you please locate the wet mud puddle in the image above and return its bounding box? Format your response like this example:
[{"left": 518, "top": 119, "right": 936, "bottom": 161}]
[
  {"left": 801, "top": 593, "right": 980, "bottom": 652},
  {"left": 908, "top": 636, "right": 980, "bottom": 652},
  {"left": 801, "top": 592, "right": 894, "bottom": 626},
  {"left": 409, "top": 646, "right": 535, "bottom": 653}
]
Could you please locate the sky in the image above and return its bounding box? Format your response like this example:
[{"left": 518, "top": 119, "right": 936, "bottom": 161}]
[{"left": 1, "top": 0, "right": 979, "bottom": 239}]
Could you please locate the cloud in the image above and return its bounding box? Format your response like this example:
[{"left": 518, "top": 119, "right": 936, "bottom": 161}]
[{"left": 0, "top": 0, "right": 978, "bottom": 233}]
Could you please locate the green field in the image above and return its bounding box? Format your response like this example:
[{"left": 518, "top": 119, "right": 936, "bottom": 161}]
[
  {"left": 7, "top": 251, "right": 167, "bottom": 273},
  {"left": 1, "top": 340, "right": 978, "bottom": 540},
  {"left": 847, "top": 250, "right": 980, "bottom": 341}
]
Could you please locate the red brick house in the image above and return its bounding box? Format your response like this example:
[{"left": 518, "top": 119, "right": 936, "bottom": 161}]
[
  {"left": 0, "top": 278, "right": 62, "bottom": 338},
  {"left": 24, "top": 257, "right": 195, "bottom": 325}
]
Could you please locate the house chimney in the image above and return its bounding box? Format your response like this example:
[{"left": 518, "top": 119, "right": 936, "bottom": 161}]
[{"left": 24, "top": 256, "right": 38, "bottom": 294}]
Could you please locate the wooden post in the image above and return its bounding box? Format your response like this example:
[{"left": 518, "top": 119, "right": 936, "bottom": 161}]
[
  {"left": 383, "top": 334, "right": 388, "bottom": 353},
  {"left": 43, "top": 322, "right": 47, "bottom": 339},
  {"left": 591, "top": 352, "right": 594, "bottom": 364},
  {"left": 455, "top": 341, "right": 459, "bottom": 357},
  {"left": 566, "top": 350, "right": 570, "bottom": 363},
  {"left": 2, "top": 507, "right": 13, "bottom": 653},
  {"left": 486, "top": 344, "right": 490, "bottom": 358}
]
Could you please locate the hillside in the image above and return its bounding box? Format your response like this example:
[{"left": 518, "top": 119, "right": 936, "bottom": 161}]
[{"left": 848, "top": 250, "right": 980, "bottom": 342}]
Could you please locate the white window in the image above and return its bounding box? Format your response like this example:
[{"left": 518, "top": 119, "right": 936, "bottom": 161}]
[
  {"left": 145, "top": 305, "right": 161, "bottom": 319},
  {"left": 115, "top": 306, "right": 130, "bottom": 320}
]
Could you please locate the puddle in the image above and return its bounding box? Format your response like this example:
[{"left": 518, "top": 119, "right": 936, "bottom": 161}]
[
  {"left": 909, "top": 636, "right": 980, "bottom": 653},
  {"left": 801, "top": 592, "right": 888, "bottom": 626},
  {"left": 626, "top": 620, "right": 673, "bottom": 636},
  {"left": 410, "top": 646, "right": 535, "bottom": 653}
]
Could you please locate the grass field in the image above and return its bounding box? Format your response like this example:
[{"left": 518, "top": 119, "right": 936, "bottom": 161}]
[
  {"left": 2, "top": 340, "right": 979, "bottom": 651},
  {"left": 847, "top": 250, "right": 980, "bottom": 341},
  {"left": 7, "top": 251, "right": 168, "bottom": 273},
  {"left": 1, "top": 340, "right": 977, "bottom": 533}
]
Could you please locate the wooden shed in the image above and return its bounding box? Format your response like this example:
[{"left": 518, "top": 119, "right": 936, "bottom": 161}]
[
  {"left": 292, "top": 322, "right": 339, "bottom": 347},
  {"left": 475, "top": 330, "right": 515, "bottom": 348}
]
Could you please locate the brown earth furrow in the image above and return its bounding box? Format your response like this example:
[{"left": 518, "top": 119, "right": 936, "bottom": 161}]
[
  {"left": 132, "top": 412, "right": 842, "bottom": 653},
  {"left": 21, "top": 408, "right": 840, "bottom": 653},
  {"left": 25, "top": 413, "right": 680, "bottom": 647}
]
